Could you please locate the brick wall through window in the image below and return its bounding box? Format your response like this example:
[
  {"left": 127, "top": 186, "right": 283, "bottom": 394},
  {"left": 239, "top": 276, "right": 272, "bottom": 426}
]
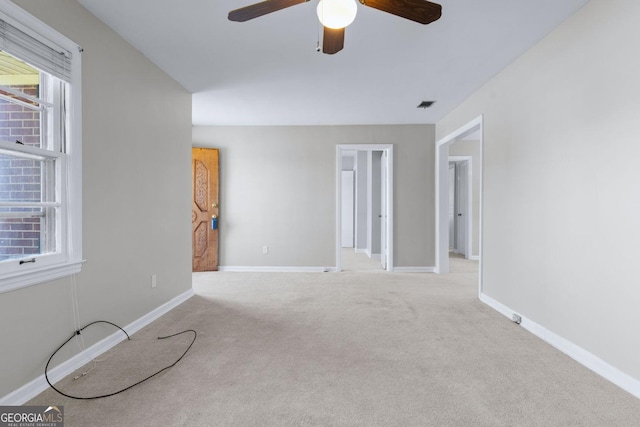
[{"left": 0, "top": 85, "right": 42, "bottom": 260}]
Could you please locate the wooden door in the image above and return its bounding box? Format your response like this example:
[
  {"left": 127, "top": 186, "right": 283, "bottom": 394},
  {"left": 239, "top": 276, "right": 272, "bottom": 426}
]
[{"left": 192, "top": 148, "right": 219, "bottom": 271}]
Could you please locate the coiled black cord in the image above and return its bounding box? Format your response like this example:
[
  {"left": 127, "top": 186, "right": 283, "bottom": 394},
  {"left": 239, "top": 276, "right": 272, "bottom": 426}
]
[{"left": 45, "top": 320, "right": 196, "bottom": 400}]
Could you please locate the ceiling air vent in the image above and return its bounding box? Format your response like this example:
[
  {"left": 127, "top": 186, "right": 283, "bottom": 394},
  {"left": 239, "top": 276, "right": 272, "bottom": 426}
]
[{"left": 417, "top": 101, "right": 435, "bottom": 109}]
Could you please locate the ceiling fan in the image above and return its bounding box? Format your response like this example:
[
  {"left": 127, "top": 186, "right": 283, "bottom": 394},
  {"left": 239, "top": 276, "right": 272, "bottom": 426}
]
[{"left": 228, "top": 0, "right": 442, "bottom": 54}]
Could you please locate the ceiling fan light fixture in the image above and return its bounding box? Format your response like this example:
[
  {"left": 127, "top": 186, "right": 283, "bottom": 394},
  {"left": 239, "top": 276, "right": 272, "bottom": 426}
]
[{"left": 317, "top": 0, "right": 358, "bottom": 29}]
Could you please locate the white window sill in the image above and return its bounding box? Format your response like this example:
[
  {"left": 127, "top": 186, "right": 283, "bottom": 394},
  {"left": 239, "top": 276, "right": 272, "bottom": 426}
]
[{"left": 0, "top": 260, "right": 85, "bottom": 294}]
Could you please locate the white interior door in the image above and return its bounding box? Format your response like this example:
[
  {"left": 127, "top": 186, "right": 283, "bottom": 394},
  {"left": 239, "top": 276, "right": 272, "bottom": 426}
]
[
  {"left": 448, "top": 163, "right": 455, "bottom": 250},
  {"left": 455, "top": 161, "right": 469, "bottom": 257},
  {"left": 380, "top": 151, "right": 388, "bottom": 270},
  {"left": 341, "top": 170, "right": 354, "bottom": 248}
]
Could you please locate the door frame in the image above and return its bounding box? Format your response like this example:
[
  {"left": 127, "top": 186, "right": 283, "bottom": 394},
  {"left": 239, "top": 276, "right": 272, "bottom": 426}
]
[
  {"left": 380, "top": 150, "right": 388, "bottom": 270},
  {"left": 435, "top": 116, "right": 483, "bottom": 294},
  {"left": 336, "top": 144, "right": 394, "bottom": 272},
  {"left": 449, "top": 156, "right": 473, "bottom": 259}
]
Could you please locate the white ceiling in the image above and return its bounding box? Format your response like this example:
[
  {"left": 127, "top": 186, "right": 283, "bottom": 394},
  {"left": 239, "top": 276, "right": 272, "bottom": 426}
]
[{"left": 77, "top": 0, "right": 590, "bottom": 126}]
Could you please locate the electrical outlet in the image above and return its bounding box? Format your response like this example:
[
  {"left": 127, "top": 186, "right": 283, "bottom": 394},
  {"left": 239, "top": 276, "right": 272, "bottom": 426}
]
[
  {"left": 512, "top": 313, "right": 522, "bottom": 324},
  {"left": 263, "top": 246, "right": 269, "bottom": 254},
  {"left": 151, "top": 274, "right": 157, "bottom": 288}
]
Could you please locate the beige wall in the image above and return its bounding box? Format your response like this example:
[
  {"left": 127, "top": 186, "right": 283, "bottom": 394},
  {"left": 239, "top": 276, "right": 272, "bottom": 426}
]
[
  {"left": 192, "top": 125, "right": 436, "bottom": 268},
  {"left": 0, "top": 0, "right": 192, "bottom": 397},
  {"left": 437, "top": 0, "right": 640, "bottom": 382}
]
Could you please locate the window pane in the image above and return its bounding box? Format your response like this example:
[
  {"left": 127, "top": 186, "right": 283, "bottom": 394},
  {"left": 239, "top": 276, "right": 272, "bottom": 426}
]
[
  {"left": 0, "top": 213, "right": 53, "bottom": 261},
  {"left": 0, "top": 207, "right": 56, "bottom": 261},
  {"left": 0, "top": 94, "right": 42, "bottom": 148},
  {"left": 0, "top": 152, "right": 57, "bottom": 203},
  {"left": 0, "top": 217, "right": 41, "bottom": 260},
  {"left": 0, "top": 50, "right": 45, "bottom": 149},
  {"left": 0, "top": 51, "right": 40, "bottom": 88},
  {"left": 0, "top": 150, "right": 56, "bottom": 261}
]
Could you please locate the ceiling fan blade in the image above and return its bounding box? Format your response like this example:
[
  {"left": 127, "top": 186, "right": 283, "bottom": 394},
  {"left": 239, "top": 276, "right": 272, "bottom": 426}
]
[
  {"left": 229, "top": 0, "right": 310, "bottom": 22},
  {"left": 359, "top": 0, "right": 441, "bottom": 24},
  {"left": 323, "top": 27, "right": 345, "bottom": 55}
]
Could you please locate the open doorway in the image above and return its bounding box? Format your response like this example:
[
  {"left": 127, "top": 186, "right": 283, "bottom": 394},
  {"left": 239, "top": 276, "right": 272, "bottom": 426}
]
[
  {"left": 448, "top": 156, "right": 472, "bottom": 259},
  {"left": 436, "top": 117, "right": 483, "bottom": 293},
  {"left": 336, "top": 144, "right": 393, "bottom": 272}
]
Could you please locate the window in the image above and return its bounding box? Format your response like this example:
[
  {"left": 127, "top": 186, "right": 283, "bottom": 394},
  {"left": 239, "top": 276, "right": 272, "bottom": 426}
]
[{"left": 0, "top": 1, "right": 82, "bottom": 293}]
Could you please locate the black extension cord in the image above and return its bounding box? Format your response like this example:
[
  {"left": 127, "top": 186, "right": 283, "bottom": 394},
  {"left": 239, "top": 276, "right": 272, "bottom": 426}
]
[{"left": 45, "top": 320, "right": 196, "bottom": 400}]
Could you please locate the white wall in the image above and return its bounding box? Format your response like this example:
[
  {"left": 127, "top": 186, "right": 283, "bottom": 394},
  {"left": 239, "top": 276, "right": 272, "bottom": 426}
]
[
  {"left": 437, "top": 0, "right": 640, "bottom": 385},
  {"left": 192, "top": 125, "right": 435, "bottom": 269},
  {"left": 0, "top": 0, "right": 192, "bottom": 397}
]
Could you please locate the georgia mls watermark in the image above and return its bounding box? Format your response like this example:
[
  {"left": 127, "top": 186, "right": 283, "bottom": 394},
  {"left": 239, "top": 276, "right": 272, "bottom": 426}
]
[{"left": 0, "top": 406, "right": 63, "bottom": 427}]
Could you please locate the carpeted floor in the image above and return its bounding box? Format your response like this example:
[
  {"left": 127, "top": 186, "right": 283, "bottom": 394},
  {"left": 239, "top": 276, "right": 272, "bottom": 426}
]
[
  {"left": 341, "top": 248, "right": 384, "bottom": 272},
  {"left": 28, "top": 257, "right": 640, "bottom": 426}
]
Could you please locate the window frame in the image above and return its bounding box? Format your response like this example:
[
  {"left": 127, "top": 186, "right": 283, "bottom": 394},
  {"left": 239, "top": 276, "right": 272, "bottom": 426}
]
[{"left": 0, "top": 0, "right": 82, "bottom": 293}]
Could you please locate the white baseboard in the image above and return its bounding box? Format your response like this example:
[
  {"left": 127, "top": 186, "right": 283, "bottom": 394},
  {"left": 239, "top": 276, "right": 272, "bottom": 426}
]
[
  {"left": 0, "top": 288, "right": 195, "bottom": 405},
  {"left": 479, "top": 292, "right": 640, "bottom": 400},
  {"left": 479, "top": 293, "right": 513, "bottom": 318},
  {"left": 218, "top": 266, "right": 335, "bottom": 273},
  {"left": 354, "top": 249, "right": 367, "bottom": 254},
  {"left": 218, "top": 265, "right": 438, "bottom": 274},
  {"left": 393, "top": 267, "right": 436, "bottom": 273},
  {"left": 469, "top": 255, "right": 480, "bottom": 261}
]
